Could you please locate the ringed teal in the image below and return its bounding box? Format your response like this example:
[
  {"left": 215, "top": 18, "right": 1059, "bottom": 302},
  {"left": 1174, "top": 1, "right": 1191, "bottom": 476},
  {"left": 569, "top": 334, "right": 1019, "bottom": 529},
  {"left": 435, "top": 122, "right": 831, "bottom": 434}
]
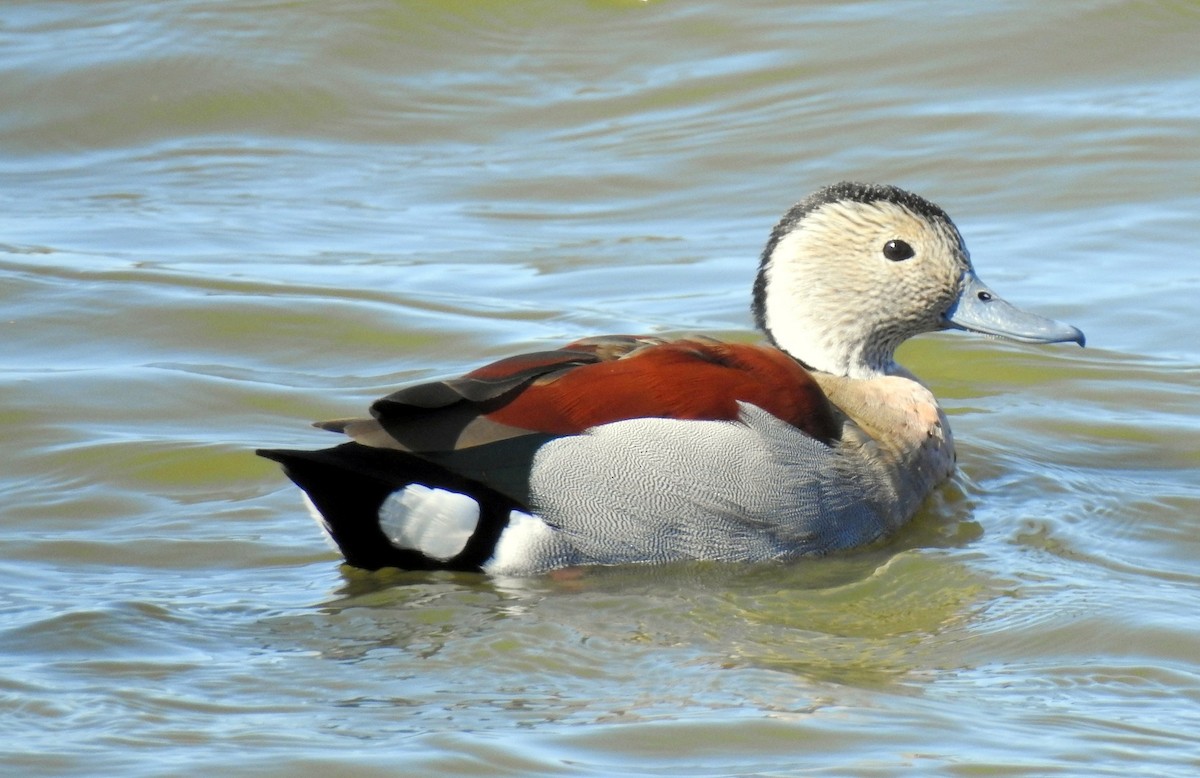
[{"left": 259, "top": 182, "right": 1084, "bottom": 575}]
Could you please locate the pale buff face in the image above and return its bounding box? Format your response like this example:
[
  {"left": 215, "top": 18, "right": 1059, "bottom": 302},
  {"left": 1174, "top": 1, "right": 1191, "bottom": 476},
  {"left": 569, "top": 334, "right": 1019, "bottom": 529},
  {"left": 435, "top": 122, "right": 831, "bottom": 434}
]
[{"left": 761, "top": 198, "right": 971, "bottom": 378}]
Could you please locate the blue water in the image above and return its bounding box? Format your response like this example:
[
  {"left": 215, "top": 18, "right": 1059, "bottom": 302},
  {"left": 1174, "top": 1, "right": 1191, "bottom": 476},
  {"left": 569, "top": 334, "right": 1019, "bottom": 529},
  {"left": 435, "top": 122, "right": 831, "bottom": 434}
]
[{"left": 3, "top": 1, "right": 1199, "bottom": 775}]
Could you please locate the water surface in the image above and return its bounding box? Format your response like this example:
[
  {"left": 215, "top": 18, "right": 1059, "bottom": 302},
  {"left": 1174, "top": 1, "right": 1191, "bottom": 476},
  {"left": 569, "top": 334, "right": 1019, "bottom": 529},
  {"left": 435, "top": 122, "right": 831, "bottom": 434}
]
[{"left": 3, "top": 1, "right": 1199, "bottom": 775}]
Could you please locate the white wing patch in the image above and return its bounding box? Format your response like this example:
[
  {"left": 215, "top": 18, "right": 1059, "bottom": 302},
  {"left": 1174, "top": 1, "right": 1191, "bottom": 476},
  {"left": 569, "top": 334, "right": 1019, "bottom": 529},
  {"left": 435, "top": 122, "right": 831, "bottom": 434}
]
[{"left": 378, "top": 484, "right": 480, "bottom": 561}]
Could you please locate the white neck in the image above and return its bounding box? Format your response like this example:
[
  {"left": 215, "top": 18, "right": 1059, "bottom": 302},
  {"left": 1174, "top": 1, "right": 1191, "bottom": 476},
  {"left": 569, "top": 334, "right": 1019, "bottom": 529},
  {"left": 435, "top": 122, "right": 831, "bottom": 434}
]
[
  {"left": 763, "top": 301, "right": 898, "bottom": 379},
  {"left": 756, "top": 231, "right": 901, "bottom": 379}
]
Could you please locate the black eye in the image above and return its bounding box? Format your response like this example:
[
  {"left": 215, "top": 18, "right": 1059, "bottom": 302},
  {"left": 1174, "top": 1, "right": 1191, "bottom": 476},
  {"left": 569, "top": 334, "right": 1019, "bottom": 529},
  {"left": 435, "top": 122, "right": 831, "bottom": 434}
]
[{"left": 882, "top": 239, "right": 914, "bottom": 262}]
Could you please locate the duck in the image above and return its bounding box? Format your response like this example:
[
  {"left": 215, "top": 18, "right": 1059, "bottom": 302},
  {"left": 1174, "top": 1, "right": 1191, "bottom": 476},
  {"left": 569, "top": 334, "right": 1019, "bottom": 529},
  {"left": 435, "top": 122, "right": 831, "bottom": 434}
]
[{"left": 258, "top": 182, "right": 1084, "bottom": 576}]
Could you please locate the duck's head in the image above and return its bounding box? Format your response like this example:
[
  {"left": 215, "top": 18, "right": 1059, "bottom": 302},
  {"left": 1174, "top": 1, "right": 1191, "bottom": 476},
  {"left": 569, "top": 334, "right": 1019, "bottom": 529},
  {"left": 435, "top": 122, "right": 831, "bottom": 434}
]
[{"left": 752, "top": 182, "right": 1084, "bottom": 379}]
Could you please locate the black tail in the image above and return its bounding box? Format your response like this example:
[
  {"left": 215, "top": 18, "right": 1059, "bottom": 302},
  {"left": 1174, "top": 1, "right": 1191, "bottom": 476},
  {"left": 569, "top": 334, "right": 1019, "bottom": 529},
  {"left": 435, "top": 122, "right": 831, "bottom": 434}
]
[{"left": 257, "top": 443, "right": 524, "bottom": 572}]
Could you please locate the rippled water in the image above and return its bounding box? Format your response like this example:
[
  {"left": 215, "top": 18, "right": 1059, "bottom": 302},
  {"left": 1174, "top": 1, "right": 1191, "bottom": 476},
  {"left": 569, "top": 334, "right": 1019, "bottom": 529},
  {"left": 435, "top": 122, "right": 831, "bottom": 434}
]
[{"left": 3, "top": 1, "right": 1199, "bottom": 775}]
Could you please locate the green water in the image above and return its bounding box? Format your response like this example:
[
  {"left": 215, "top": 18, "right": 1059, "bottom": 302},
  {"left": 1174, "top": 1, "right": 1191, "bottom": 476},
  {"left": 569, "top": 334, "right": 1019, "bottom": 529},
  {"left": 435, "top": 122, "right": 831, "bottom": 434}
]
[{"left": 3, "top": 1, "right": 1199, "bottom": 775}]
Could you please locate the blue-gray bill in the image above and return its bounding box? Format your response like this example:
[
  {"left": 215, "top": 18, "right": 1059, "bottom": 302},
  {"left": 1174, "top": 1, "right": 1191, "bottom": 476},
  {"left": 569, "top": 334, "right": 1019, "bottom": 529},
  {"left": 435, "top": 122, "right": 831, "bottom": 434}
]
[{"left": 943, "top": 270, "right": 1085, "bottom": 346}]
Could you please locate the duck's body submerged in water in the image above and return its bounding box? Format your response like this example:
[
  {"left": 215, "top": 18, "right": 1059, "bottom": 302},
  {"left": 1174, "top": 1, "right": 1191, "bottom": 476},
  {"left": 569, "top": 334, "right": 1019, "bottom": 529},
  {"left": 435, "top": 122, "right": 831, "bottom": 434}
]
[{"left": 259, "top": 182, "right": 1084, "bottom": 575}]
